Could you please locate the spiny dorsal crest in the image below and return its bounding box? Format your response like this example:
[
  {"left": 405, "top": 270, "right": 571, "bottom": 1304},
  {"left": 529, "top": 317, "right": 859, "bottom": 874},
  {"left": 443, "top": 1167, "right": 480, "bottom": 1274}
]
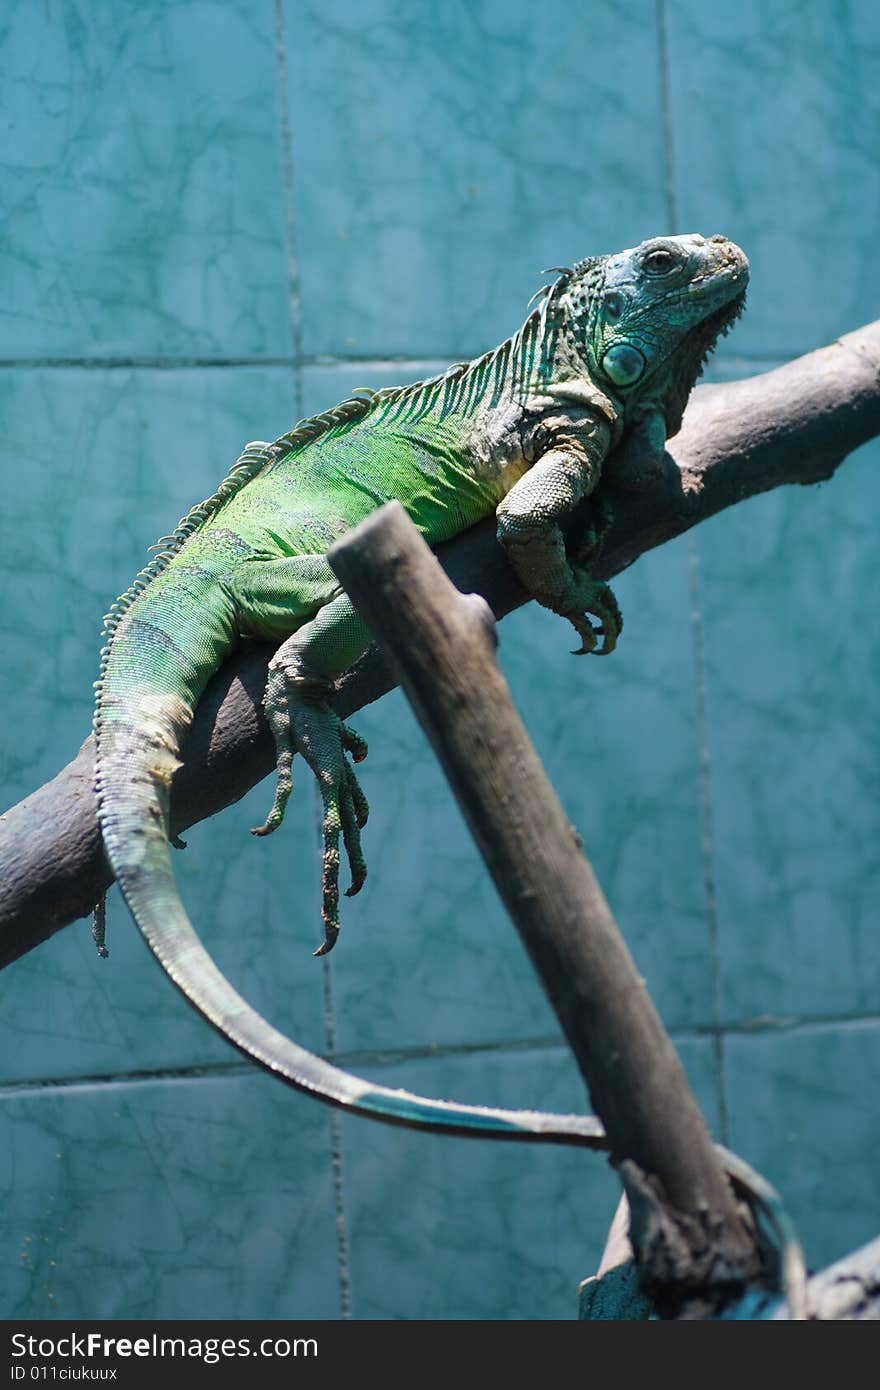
[
  {"left": 94, "top": 439, "right": 274, "bottom": 698},
  {"left": 93, "top": 390, "right": 387, "bottom": 694},
  {"left": 536, "top": 256, "right": 607, "bottom": 378}
]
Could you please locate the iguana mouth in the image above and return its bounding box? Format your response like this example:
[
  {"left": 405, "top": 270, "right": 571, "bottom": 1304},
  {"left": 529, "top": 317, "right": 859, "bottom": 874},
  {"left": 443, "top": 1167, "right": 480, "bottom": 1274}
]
[{"left": 687, "top": 271, "right": 747, "bottom": 297}]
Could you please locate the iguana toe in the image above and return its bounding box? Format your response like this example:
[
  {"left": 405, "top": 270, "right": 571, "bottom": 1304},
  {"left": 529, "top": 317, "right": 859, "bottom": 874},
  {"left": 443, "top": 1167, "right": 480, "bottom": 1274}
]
[
  {"left": 313, "top": 922, "right": 340, "bottom": 957},
  {"left": 565, "top": 575, "right": 622, "bottom": 656},
  {"left": 341, "top": 763, "right": 368, "bottom": 898},
  {"left": 250, "top": 746, "right": 293, "bottom": 835},
  {"left": 340, "top": 720, "right": 369, "bottom": 764},
  {"left": 569, "top": 616, "right": 600, "bottom": 656}
]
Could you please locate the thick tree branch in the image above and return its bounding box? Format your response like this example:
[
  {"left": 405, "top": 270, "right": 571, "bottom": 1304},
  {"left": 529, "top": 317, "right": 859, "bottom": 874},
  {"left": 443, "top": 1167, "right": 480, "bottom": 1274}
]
[
  {"left": 2, "top": 322, "right": 879, "bottom": 968},
  {"left": 329, "top": 503, "right": 763, "bottom": 1314},
  {"left": 772, "top": 1234, "right": 880, "bottom": 1320}
]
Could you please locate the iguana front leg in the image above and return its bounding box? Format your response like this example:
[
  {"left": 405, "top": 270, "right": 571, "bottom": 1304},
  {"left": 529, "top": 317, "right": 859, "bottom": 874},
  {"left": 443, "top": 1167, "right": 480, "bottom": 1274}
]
[{"left": 497, "top": 417, "right": 622, "bottom": 654}]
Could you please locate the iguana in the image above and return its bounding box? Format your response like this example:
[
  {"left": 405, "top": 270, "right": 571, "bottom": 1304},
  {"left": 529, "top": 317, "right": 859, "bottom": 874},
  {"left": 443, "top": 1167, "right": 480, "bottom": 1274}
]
[{"left": 93, "top": 233, "right": 747, "bottom": 1141}]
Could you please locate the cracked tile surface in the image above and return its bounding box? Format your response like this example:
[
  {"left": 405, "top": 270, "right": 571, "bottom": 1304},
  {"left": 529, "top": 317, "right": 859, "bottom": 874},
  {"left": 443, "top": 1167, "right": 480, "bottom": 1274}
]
[{"left": 1, "top": 0, "right": 878, "bottom": 1319}]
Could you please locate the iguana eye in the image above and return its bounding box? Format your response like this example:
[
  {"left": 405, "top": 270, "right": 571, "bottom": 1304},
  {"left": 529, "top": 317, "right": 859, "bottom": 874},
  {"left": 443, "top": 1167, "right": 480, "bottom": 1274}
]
[
  {"left": 601, "top": 342, "right": 646, "bottom": 387},
  {"left": 643, "top": 248, "right": 676, "bottom": 275},
  {"left": 604, "top": 292, "right": 625, "bottom": 320}
]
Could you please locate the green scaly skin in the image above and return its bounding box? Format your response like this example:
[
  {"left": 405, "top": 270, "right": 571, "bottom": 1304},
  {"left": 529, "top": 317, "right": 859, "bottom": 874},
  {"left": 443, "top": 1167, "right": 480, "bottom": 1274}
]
[{"left": 94, "top": 233, "right": 747, "bottom": 1144}]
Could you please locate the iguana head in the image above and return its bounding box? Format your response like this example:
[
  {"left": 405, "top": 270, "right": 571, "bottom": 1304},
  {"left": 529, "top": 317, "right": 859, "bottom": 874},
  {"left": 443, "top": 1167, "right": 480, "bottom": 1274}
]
[{"left": 546, "top": 233, "right": 749, "bottom": 434}]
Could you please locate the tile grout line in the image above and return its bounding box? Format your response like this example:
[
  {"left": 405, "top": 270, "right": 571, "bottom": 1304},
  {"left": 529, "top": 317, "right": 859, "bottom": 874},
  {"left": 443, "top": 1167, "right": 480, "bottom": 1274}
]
[
  {"left": 274, "top": 0, "right": 352, "bottom": 1317},
  {"left": 275, "top": 0, "right": 304, "bottom": 420},
  {"left": 315, "top": 784, "right": 352, "bottom": 1316},
  {"left": 322, "top": 958, "right": 353, "bottom": 1320},
  {"left": 687, "top": 545, "right": 729, "bottom": 1142},
  {"left": 656, "top": 0, "right": 729, "bottom": 1144},
  {"left": 5, "top": 1008, "right": 880, "bottom": 1097},
  {"left": 0, "top": 352, "right": 787, "bottom": 372},
  {"left": 655, "top": 0, "right": 680, "bottom": 237},
  {"left": 311, "top": 730, "right": 352, "bottom": 1318}
]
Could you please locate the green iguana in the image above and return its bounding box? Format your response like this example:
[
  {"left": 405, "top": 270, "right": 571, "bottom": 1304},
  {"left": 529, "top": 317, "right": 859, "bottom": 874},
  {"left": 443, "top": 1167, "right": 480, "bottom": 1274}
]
[{"left": 93, "top": 233, "right": 747, "bottom": 1142}]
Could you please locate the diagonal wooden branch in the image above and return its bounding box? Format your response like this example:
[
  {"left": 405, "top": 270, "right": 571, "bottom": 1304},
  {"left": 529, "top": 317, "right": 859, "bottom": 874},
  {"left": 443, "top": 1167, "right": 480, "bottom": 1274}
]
[
  {"left": 328, "top": 502, "right": 764, "bottom": 1314},
  {"left": 1, "top": 322, "right": 878, "bottom": 969}
]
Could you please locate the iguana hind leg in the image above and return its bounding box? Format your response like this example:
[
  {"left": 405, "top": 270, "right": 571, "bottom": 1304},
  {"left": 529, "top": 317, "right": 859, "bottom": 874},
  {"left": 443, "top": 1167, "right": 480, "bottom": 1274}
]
[
  {"left": 226, "top": 560, "right": 374, "bottom": 954},
  {"left": 256, "top": 647, "right": 370, "bottom": 957}
]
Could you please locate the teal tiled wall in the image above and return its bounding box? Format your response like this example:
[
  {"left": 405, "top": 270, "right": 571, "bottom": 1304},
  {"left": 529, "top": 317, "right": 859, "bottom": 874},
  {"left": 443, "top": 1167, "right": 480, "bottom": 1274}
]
[{"left": 1, "top": 0, "right": 878, "bottom": 1319}]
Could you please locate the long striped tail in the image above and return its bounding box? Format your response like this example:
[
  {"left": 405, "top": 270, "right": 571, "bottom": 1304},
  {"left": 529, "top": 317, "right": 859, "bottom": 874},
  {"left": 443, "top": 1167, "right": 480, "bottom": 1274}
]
[
  {"left": 94, "top": 665, "right": 804, "bottom": 1304},
  {"left": 94, "top": 635, "right": 606, "bottom": 1147}
]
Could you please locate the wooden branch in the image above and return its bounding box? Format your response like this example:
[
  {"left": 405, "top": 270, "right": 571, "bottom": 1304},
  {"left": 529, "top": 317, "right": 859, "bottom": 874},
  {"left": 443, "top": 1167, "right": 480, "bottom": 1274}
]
[
  {"left": 328, "top": 501, "right": 762, "bottom": 1314},
  {"left": 772, "top": 1234, "right": 880, "bottom": 1320},
  {"left": 1, "top": 322, "right": 878, "bottom": 967}
]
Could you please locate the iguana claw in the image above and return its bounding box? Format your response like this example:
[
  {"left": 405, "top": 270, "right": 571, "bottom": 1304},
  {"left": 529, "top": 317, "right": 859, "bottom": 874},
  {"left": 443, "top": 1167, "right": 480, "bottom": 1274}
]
[
  {"left": 255, "top": 664, "right": 369, "bottom": 954},
  {"left": 564, "top": 572, "right": 622, "bottom": 656}
]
